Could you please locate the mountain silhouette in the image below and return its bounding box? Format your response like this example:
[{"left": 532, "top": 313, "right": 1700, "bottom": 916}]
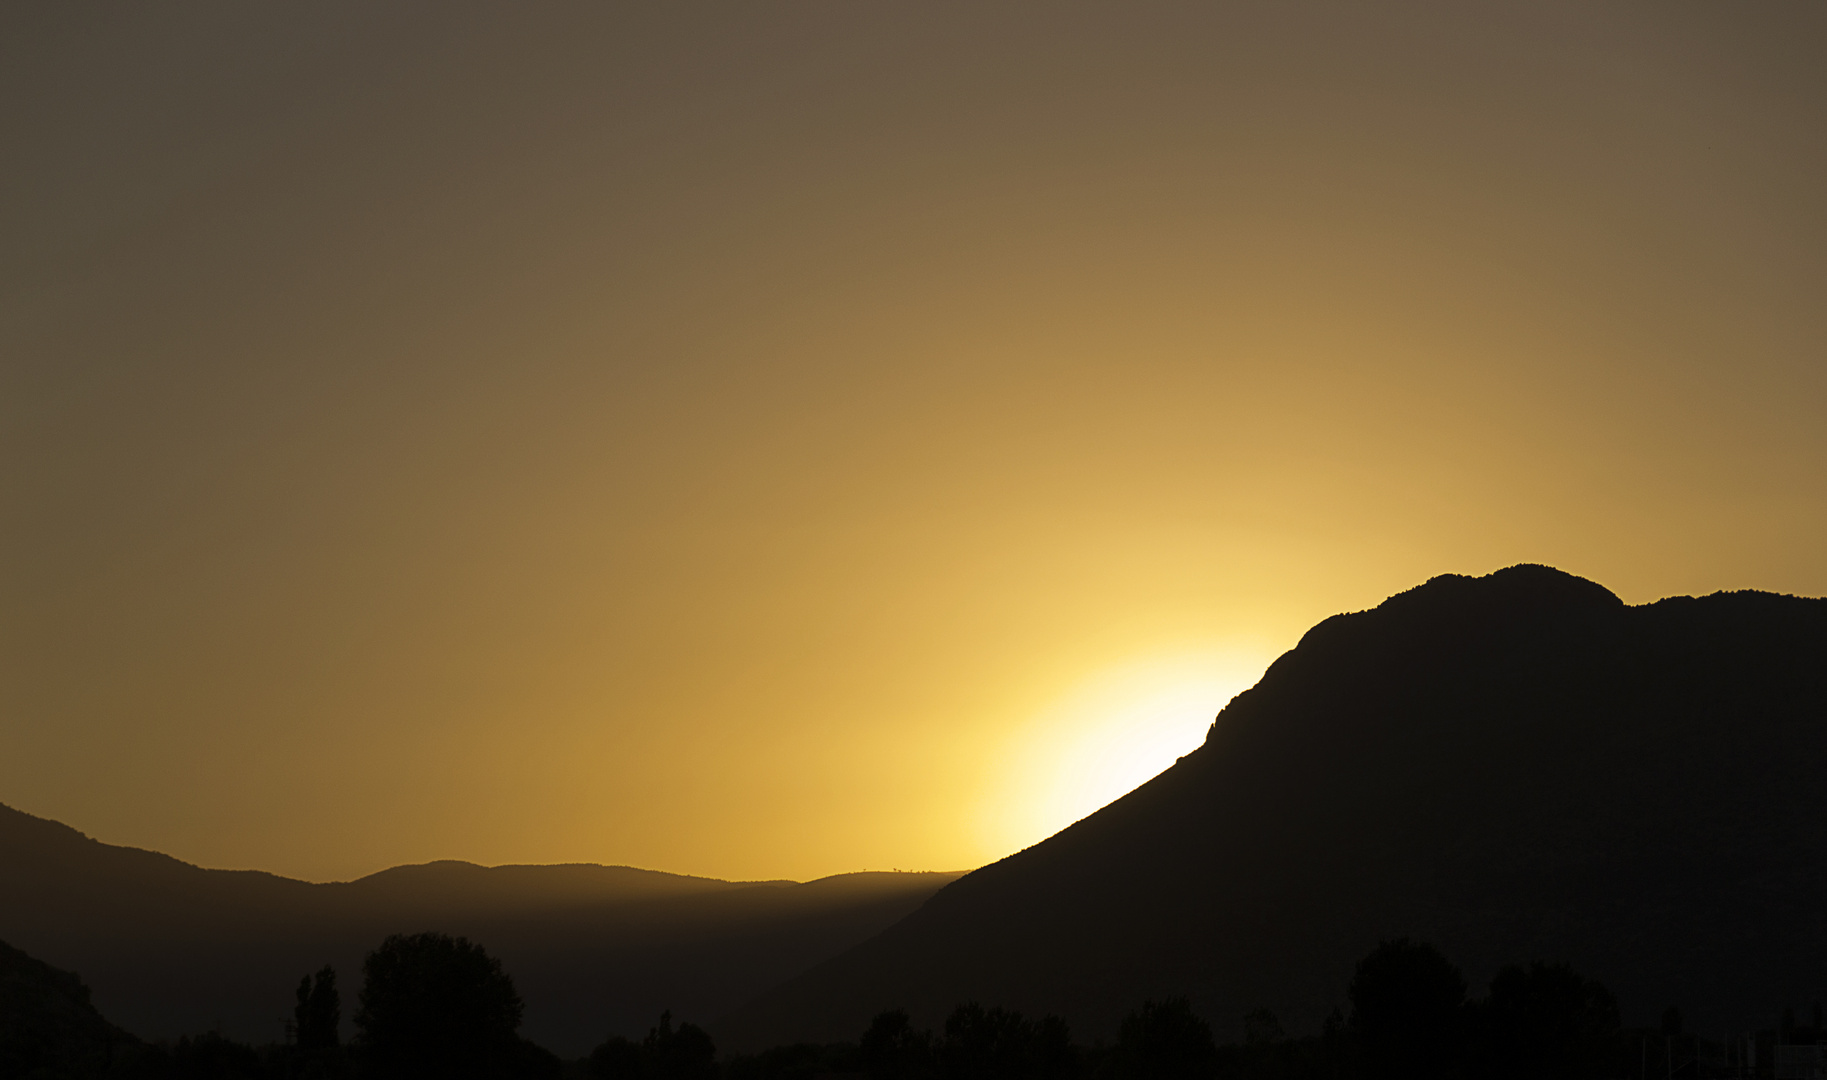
[
  {"left": 0, "top": 804, "right": 959, "bottom": 1056},
  {"left": 719, "top": 565, "right": 1827, "bottom": 1048}
]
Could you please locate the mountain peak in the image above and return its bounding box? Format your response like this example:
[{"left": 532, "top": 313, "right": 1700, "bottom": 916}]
[
  {"left": 1385, "top": 564, "right": 1625, "bottom": 615},
  {"left": 723, "top": 569, "right": 1827, "bottom": 1049}
]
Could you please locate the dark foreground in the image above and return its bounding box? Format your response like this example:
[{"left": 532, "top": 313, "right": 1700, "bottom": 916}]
[{"left": 6, "top": 930, "right": 1816, "bottom": 1080}]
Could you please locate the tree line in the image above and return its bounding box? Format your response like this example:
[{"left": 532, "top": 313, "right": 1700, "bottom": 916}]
[
  {"left": 23, "top": 932, "right": 1815, "bottom": 1079},
  {"left": 717, "top": 938, "right": 1626, "bottom": 1080}
]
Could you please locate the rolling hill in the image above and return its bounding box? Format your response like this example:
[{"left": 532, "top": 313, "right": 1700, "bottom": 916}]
[
  {"left": 718, "top": 565, "right": 1827, "bottom": 1049},
  {"left": 0, "top": 804, "right": 959, "bottom": 1056}
]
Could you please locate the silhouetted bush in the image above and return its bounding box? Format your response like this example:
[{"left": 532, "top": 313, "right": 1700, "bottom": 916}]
[
  {"left": 1466, "top": 962, "right": 1619, "bottom": 1080},
  {"left": 939, "top": 1004, "right": 1073, "bottom": 1080},
  {"left": 1239, "top": 1011, "right": 1284, "bottom": 1050},
  {"left": 1348, "top": 939, "right": 1465, "bottom": 1080},
  {"left": 861, "top": 1010, "right": 931, "bottom": 1080},
  {"left": 1116, "top": 999, "right": 1215, "bottom": 1080},
  {"left": 735, "top": 944, "right": 1637, "bottom": 1080},
  {"left": 1211, "top": 1007, "right": 1344, "bottom": 1080},
  {"left": 587, "top": 1012, "right": 715, "bottom": 1080},
  {"left": 644, "top": 1012, "right": 716, "bottom": 1080},
  {"left": 716, "top": 942, "right": 1643, "bottom": 1080}
]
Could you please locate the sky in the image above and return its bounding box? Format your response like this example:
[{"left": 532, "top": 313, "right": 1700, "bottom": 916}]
[{"left": 3, "top": 2, "right": 1824, "bottom": 884}]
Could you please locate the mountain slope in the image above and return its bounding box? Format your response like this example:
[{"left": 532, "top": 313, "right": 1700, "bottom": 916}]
[
  {"left": 0, "top": 937, "right": 143, "bottom": 1079},
  {"left": 0, "top": 805, "right": 960, "bottom": 1056},
  {"left": 719, "top": 565, "right": 1827, "bottom": 1048}
]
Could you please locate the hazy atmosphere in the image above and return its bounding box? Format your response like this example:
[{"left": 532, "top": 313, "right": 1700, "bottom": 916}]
[{"left": 4, "top": 2, "right": 1825, "bottom": 884}]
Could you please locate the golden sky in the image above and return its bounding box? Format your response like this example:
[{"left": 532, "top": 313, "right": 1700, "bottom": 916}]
[{"left": 3, "top": 3, "right": 1824, "bottom": 883}]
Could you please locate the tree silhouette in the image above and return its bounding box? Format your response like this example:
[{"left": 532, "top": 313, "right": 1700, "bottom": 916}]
[
  {"left": 353, "top": 932, "right": 528, "bottom": 1080},
  {"left": 294, "top": 966, "right": 340, "bottom": 1051},
  {"left": 1241, "top": 1009, "right": 1286, "bottom": 1048},
  {"left": 943, "top": 1003, "right": 1032, "bottom": 1080},
  {"left": 590, "top": 1011, "right": 717, "bottom": 1080},
  {"left": 1031, "top": 1016, "right": 1074, "bottom": 1080},
  {"left": 1116, "top": 998, "right": 1215, "bottom": 1080},
  {"left": 861, "top": 1009, "right": 933, "bottom": 1080},
  {"left": 1348, "top": 939, "right": 1466, "bottom": 1080},
  {"left": 1469, "top": 962, "right": 1619, "bottom": 1080},
  {"left": 643, "top": 1010, "right": 718, "bottom": 1080},
  {"left": 944, "top": 1003, "right": 1075, "bottom": 1080}
]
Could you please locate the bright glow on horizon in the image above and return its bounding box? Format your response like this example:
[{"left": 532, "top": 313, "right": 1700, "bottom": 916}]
[
  {"left": 6, "top": 4, "right": 1825, "bottom": 883},
  {"left": 981, "top": 649, "right": 1273, "bottom": 858}
]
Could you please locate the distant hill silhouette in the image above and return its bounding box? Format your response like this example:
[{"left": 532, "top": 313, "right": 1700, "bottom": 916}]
[
  {"left": 0, "top": 804, "right": 960, "bottom": 1056},
  {"left": 719, "top": 566, "right": 1827, "bottom": 1049}
]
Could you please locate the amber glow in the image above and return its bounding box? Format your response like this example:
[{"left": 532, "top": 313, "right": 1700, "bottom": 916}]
[
  {"left": 982, "top": 650, "right": 1273, "bottom": 856},
  {"left": 3, "top": 4, "right": 1825, "bottom": 883}
]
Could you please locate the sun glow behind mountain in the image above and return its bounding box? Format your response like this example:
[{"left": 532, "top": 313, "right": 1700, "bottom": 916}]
[
  {"left": 4, "top": 4, "right": 1826, "bottom": 883},
  {"left": 982, "top": 650, "right": 1272, "bottom": 855}
]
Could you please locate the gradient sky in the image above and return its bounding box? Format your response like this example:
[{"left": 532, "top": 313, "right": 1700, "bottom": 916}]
[{"left": 4, "top": 2, "right": 1824, "bottom": 883}]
